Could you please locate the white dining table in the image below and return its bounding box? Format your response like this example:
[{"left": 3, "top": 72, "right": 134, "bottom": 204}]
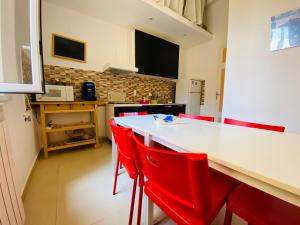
[{"left": 113, "top": 115, "right": 300, "bottom": 225}]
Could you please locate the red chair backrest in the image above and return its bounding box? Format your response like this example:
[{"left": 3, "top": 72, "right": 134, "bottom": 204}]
[
  {"left": 224, "top": 118, "right": 285, "bottom": 132},
  {"left": 109, "top": 118, "right": 136, "bottom": 172},
  {"left": 179, "top": 113, "right": 215, "bottom": 122},
  {"left": 119, "top": 112, "right": 148, "bottom": 117},
  {"left": 130, "top": 133, "right": 211, "bottom": 216}
]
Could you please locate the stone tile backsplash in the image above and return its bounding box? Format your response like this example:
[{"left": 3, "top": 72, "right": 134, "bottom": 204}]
[{"left": 44, "top": 65, "right": 176, "bottom": 103}]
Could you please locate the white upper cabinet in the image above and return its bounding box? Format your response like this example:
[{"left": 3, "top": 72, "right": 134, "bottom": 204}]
[{"left": 0, "top": 0, "right": 44, "bottom": 93}]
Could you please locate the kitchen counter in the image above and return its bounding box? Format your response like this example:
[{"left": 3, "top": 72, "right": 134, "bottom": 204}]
[
  {"left": 31, "top": 100, "right": 106, "bottom": 107},
  {"left": 106, "top": 103, "right": 182, "bottom": 107},
  {"left": 31, "top": 101, "right": 177, "bottom": 107}
]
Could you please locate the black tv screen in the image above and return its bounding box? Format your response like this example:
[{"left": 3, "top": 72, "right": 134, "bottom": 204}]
[
  {"left": 52, "top": 34, "right": 86, "bottom": 62},
  {"left": 135, "top": 30, "right": 179, "bottom": 79}
]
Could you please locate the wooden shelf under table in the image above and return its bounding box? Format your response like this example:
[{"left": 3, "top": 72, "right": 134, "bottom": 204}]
[
  {"left": 48, "top": 139, "right": 96, "bottom": 151},
  {"left": 46, "top": 124, "right": 96, "bottom": 133},
  {"left": 44, "top": 109, "right": 95, "bottom": 114},
  {"left": 31, "top": 101, "right": 100, "bottom": 158}
]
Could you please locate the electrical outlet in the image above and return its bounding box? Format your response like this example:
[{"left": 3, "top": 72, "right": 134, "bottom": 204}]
[
  {"left": 133, "top": 90, "right": 137, "bottom": 97},
  {"left": 23, "top": 113, "right": 32, "bottom": 122}
]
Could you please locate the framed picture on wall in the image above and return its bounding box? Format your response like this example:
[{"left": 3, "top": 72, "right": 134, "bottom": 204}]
[
  {"left": 270, "top": 8, "right": 300, "bottom": 51},
  {"left": 52, "top": 34, "right": 86, "bottom": 62}
]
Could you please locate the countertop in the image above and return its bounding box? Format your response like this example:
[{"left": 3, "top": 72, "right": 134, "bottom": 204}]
[
  {"left": 31, "top": 101, "right": 106, "bottom": 106},
  {"left": 30, "top": 101, "right": 184, "bottom": 107},
  {"left": 107, "top": 103, "right": 185, "bottom": 107}
]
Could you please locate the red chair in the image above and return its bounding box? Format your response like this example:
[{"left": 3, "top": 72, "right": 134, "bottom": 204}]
[
  {"left": 179, "top": 113, "right": 215, "bottom": 122},
  {"left": 224, "top": 183, "right": 300, "bottom": 225},
  {"left": 224, "top": 118, "right": 285, "bottom": 132},
  {"left": 110, "top": 118, "right": 138, "bottom": 225},
  {"left": 131, "top": 133, "right": 233, "bottom": 225},
  {"left": 119, "top": 111, "right": 148, "bottom": 117},
  {"left": 117, "top": 112, "right": 148, "bottom": 168}
]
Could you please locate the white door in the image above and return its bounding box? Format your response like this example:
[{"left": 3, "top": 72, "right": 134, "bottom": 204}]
[{"left": 216, "top": 48, "right": 227, "bottom": 122}]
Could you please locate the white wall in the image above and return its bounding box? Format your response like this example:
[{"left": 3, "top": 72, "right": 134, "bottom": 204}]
[
  {"left": 42, "top": 2, "right": 133, "bottom": 138},
  {"left": 3, "top": 95, "right": 40, "bottom": 194},
  {"left": 223, "top": 0, "right": 300, "bottom": 133},
  {"left": 43, "top": 2, "right": 132, "bottom": 71},
  {"left": 43, "top": 1, "right": 186, "bottom": 75},
  {"left": 0, "top": 0, "right": 41, "bottom": 195},
  {"left": 182, "top": 0, "right": 229, "bottom": 117},
  {"left": 42, "top": 1, "right": 185, "bottom": 138}
]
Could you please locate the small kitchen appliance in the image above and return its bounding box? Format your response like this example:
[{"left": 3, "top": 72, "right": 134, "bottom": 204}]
[
  {"left": 35, "top": 85, "right": 74, "bottom": 102},
  {"left": 82, "top": 82, "right": 96, "bottom": 101}
]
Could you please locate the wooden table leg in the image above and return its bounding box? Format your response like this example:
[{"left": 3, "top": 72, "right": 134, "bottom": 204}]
[
  {"left": 40, "top": 105, "right": 48, "bottom": 158},
  {"left": 144, "top": 133, "right": 154, "bottom": 225},
  {"left": 93, "top": 104, "right": 100, "bottom": 148}
]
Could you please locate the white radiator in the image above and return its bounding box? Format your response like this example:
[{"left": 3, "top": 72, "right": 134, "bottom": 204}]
[{"left": 0, "top": 107, "right": 25, "bottom": 225}]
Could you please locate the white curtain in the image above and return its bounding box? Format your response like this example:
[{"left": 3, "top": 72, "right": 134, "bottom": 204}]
[
  {"left": 165, "top": 0, "right": 185, "bottom": 15},
  {"left": 153, "top": 0, "right": 206, "bottom": 26},
  {"left": 184, "top": 0, "right": 206, "bottom": 25}
]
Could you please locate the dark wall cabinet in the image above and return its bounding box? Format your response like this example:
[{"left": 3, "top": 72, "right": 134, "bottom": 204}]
[{"left": 114, "top": 104, "right": 186, "bottom": 117}]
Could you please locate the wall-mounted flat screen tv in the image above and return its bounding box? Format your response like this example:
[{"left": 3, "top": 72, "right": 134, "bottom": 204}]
[
  {"left": 52, "top": 34, "right": 86, "bottom": 63},
  {"left": 135, "top": 30, "right": 179, "bottom": 79}
]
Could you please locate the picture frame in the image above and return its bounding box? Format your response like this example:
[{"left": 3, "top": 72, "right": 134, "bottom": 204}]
[
  {"left": 270, "top": 8, "right": 300, "bottom": 51},
  {"left": 52, "top": 34, "right": 86, "bottom": 63}
]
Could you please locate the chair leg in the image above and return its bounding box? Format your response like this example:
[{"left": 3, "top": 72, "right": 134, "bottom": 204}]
[
  {"left": 128, "top": 177, "right": 138, "bottom": 225},
  {"left": 113, "top": 156, "right": 120, "bottom": 195},
  {"left": 137, "top": 175, "right": 144, "bottom": 225},
  {"left": 224, "top": 207, "right": 233, "bottom": 225}
]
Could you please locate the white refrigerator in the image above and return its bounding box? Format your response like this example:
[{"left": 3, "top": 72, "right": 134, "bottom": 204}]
[{"left": 175, "top": 79, "right": 202, "bottom": 115}]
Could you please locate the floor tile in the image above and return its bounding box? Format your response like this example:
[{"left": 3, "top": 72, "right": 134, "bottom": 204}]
[{"left": 24, "top": 140, "right": 246, "bottom": 225}]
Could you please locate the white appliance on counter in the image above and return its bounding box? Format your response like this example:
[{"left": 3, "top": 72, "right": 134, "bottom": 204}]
[
  {"left": 107, "top": 91, "right": 126, "bottom": 103},
  {"left": 35, "top": 85, "right": 74, "bottom": 102},
  {"left": 176, "top": 79, "right": 202, "bottom": 115}
]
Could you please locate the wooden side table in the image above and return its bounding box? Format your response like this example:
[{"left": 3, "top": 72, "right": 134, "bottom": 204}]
[{"left": 32, "top": 101, "right": 100, "bottom": 158}]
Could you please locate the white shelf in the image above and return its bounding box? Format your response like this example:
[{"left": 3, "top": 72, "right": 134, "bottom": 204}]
[{"left": 45, "top": 0, "right": 213, "bottom": 47}]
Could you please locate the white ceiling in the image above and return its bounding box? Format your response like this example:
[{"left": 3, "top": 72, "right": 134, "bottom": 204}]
[{"left": 44, "top": 0, "right": 212, "bottom": 47}]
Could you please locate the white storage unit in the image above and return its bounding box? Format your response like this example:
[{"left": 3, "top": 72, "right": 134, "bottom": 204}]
[{"left": 0, "top": 106, "right": 25, "bottom": 225}]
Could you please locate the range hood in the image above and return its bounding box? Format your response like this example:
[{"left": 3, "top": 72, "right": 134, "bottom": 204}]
[{"left": 102, "top": 63, "right": 138, "bottom": 74}]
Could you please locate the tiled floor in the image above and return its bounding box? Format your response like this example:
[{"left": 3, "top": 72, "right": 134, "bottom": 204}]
[{"left": 23, "top": 140, "right": 246, "bottom": 225}]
